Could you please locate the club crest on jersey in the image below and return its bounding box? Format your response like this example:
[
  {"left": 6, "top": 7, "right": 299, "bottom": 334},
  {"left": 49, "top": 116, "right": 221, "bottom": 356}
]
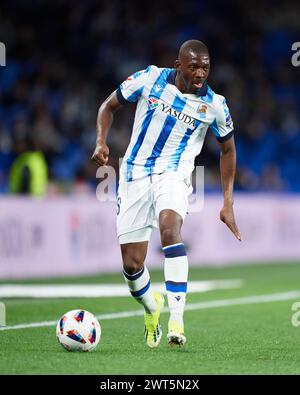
[
  {"left": 148, "top": 97, "right": 159, "bottom": 109},
  {"left": 197, "top": 104, "right": 207, "bottom": 119}
]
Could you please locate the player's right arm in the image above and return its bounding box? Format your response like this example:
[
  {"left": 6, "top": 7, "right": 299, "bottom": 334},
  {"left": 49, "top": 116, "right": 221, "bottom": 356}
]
[
  {"left": 92, "top": 66, "right": 152, "bottom": 166},
  {"left": 91, "top": 91, "right": 123, "bottom": 167}
]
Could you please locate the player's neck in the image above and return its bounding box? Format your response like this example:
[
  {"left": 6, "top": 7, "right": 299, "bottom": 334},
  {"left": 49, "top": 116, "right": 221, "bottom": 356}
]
[
  {"left": 174, "top": 73, "right": 197, "bottom": 95},
  {"left": 174, "top": 73, "right": 208, "bottom": 96},
  {"left": 174, "top": 74, "right": 188, "bottom": 94}
]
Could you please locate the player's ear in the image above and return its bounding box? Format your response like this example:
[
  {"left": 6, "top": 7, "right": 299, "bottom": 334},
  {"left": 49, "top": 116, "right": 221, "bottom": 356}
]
[{"left": 174, "top": 59, "right": 181, "bottom": 70}]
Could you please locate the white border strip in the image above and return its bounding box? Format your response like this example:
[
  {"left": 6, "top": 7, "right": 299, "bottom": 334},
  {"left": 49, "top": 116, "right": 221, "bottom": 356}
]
[{"left": 1, "top": 290, "right": 300, "bottom": 331}]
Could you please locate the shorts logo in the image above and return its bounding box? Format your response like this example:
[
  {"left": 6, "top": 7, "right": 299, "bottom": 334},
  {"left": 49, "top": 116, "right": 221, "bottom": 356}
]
[{"left": 148, "top": 97, "right": 159, "bottom": 109}]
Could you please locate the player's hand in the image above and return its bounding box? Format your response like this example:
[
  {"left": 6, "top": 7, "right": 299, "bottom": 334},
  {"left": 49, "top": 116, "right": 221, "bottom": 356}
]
[
  {"left": 220, "top": 204, "right": 242, "bottom": 241},
  {"left": 91, "top": 141, "right": 109, "bottom": 166}
]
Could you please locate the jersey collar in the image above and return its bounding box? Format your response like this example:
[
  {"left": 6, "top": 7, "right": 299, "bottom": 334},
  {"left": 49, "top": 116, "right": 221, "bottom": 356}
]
[{"left": 167, "top": 69, "right": 208, "bottom": 97}]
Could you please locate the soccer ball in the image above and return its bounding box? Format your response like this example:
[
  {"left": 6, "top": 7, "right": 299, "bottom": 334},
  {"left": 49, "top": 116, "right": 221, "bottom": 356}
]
[{"left": 56, "top": 309, "right": 101, "bottom": 352}]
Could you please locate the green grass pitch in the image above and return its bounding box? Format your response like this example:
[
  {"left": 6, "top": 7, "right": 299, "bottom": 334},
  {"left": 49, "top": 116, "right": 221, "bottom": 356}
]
[{"left": 1, "top": 261, "right": 300, "bottom": 375}]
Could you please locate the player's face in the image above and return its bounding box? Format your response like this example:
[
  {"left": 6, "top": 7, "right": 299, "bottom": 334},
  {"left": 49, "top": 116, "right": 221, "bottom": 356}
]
[{"left": 175, "top": 51, "right": 210, "bottom": 94}]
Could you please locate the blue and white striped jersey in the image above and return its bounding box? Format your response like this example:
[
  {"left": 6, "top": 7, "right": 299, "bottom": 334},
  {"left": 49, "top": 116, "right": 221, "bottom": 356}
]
[{"left": 116, "top": 65, "right": 234, "bottom": 182}]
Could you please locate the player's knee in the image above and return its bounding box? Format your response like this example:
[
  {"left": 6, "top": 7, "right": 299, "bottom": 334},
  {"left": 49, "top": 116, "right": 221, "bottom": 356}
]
[
  {"left": 123, "top": 259, "right": 143, "bottom": 275},
  {"left": 160, "top": 227, "right": 181, "bottom": 247},
  {"left": 121, "top": 245, "right": 144, "bottom": 275}
]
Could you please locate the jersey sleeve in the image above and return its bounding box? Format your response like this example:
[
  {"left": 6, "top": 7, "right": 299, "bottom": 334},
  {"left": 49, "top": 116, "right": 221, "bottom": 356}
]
[
  {"left": 210, "top": 96, "right": 234, "bottom": 142},
  {"left": 116, "top": 66, "right": 152, "bottom": 104}
]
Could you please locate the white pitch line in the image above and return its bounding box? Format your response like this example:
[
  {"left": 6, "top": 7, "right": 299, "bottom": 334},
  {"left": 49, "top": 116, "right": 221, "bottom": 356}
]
[
  {"left": 0, "top": 279, "right": 242, "bottom": 298},
  {"left": 1, "top": 290, "right": 300, "bottom": 331}
]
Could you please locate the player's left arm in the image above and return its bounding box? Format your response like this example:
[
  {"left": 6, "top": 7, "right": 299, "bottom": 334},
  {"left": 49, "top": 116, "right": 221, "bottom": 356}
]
[
  {"left": 218, "top": 135, "right": 242, "bottom": 241},
  {"left": 210, "top": 95, "right": 242, "bottom": 241}
]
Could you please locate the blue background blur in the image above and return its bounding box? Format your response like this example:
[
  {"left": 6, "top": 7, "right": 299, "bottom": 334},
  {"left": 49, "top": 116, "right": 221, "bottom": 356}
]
[{"left": 0, "top": 0, "right": 300, "bottom": 194}]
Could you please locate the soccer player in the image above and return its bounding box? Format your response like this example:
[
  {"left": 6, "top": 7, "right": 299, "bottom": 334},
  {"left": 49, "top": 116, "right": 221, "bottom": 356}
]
[{"left": 92, "top": 40, "right": 241, "bottom": 348}]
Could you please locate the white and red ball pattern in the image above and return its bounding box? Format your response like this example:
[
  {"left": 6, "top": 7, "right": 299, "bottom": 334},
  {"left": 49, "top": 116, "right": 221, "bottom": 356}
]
[{"left": 56, "top": 309, "right": 101, "bottom": 352}]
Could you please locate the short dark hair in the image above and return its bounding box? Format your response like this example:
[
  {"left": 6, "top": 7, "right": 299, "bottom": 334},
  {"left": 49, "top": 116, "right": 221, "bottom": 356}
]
[{"left": 178, "top": 40, "right": 209, "bottom": 58}]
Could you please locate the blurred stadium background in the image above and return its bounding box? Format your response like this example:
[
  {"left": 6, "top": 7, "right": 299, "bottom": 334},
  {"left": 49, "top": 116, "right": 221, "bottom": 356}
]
[{"left": 0, "top": 0, "right": 300, "bottom": 279}]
